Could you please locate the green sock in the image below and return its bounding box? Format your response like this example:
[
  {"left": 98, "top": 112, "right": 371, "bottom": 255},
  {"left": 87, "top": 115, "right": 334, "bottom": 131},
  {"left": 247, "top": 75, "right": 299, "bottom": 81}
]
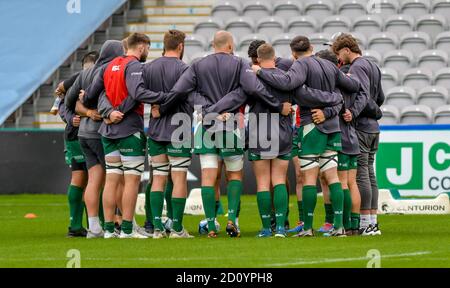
[
  {"left": 273, "top": 184, "right": 288, "bottom": 230},
  {"left": 215, "top": 200, "right": 224, "bottom": 216},
  {"left": 121, "top": 220, "right": 133, "bottom": 234},
  {"left": 150, "top": 191, "right": 164, "bottom": 231},
  {"left": 171, "top": 197, "right": 186, "bottom": 232},
  {"left": 67, "top": 185, "right": 84, "bottom": 230},
  {"left": 329, "top": 183, "right": 344, "bottom": 229},
  {"left": 104, "top": 221, "right": 115, "bottom": 233},
  {"left": 324, "top": 203, "right": 334, "bottom": 224},
  {"left": 227, "top": 180, "right": 242, "bottom": 224},
  {"left": 351, "top": 213, "right": 360, "bottom": 230},
  {"left": 201, "top": 186, "right": 217, "bottom": 232},
  {"left": 98, "top": 189, "right": 104, "bottom": 228},
  {"left": 257, "top": 191, "right": 272, "bottom": 229},
  {"left": 145, "top": 184, "right": 153, "bottom": 223},
  {"left": 297, "top": 201, "right": 303, "bottom": 222},
  {"left": 343, "top": 189, "right": 352, "bottom": 230},
  {"left": 165, "top": 178, "right": 174, "bottom": 219},
  {"left": 302, "top": 185, "right": 317, "bottom": 230}
]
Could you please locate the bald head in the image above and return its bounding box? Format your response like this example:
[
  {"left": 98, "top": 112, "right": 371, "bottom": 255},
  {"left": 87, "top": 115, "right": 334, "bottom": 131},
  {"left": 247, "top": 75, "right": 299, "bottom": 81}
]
[{"left": 213, "top": 31, "right": 234, "bottom": 53}]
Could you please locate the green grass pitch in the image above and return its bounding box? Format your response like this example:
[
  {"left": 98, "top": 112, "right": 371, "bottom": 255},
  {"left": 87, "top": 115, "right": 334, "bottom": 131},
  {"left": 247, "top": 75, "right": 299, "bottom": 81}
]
[{"left": 0, "top": 194, "right": 449, "bottom": 268}]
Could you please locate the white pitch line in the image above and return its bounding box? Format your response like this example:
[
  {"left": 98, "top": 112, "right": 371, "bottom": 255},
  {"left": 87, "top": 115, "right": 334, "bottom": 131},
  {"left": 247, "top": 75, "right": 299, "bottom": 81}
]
[{"left": 265, "top": 251, "right": 432, "bottom": 267}]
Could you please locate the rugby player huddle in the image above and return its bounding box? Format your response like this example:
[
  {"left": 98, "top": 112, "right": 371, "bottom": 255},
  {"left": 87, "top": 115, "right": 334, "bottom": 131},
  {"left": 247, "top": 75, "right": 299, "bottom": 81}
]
[{"left": 55, "top": 29, "right": 384, "bottom": 239}]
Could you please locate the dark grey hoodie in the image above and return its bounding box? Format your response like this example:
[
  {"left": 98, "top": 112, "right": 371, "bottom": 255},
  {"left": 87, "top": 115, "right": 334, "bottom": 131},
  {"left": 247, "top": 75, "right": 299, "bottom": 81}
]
[{"left": 66, "top": 40, "right": 124, "bottom": 139}]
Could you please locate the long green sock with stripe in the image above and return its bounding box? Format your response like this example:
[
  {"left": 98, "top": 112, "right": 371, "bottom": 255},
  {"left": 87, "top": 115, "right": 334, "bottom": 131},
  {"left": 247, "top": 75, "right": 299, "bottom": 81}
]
[
  {"left": 67, "top": 185, "right": 84, "bottom": 230},
  {"left": 145, "top": 184, "right": 153, "bottom": 223},
  {"left": 150, "top": 191, "right": 164, "bottom": 231},
  {"left": 324, "top": 203, "right": 334, "bottom": 224},
  {"left": 302, "top": 185, "right": 317, "bottom": 230},
  {"left": 343, "top": 189, "right": 352, "bottom": 230},
  {"left": 171, "top": 197, "right": 186, "bottom": 232},
  {"left": 201, "top": 186, "right": 217, "bottom": 232},
  {"left": 329, "top": 183, "right": 344, "bottom": 229},
  {"left": 351, "top": 213, "right": 360, "bottom": 230},
  {"left": 227, "top": 180, "right": 242, "bottom": 224},
  {"left": 257, "top": 191, "right": 272, "bottom": 229},
  {"left": 165, "top": 178, "right": 173, "bottom": 219},
  {"left": 273, "top": 184, "right": 288, "bottom": 230}
]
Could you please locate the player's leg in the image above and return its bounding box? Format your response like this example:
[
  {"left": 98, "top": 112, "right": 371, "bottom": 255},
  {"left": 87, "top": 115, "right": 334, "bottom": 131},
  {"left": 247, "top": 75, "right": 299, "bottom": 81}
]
[
  {"left": 318, "top": 174, "right": 334, "bottom": 233},
  {"left": 251, "top": 157, "right": 272, "bottom": 237},
  {"left": 119, "top": 132, "right": 146, "bottom": 238},
  {"left": 348, "top": 160, "right": 361, "bottom": 235},
  {"left": 337, "top": 153, "right": 352, "bottom": 234},
  {"left": 167, "top": 144, "right": 193, "bottom": 238},
  {"left": 368, "top": 148, "right": 381, "bottom": 235},
  {"left": 271, "top": 157, "right": 290, "bottom": 238},
  {"left": 221, "top": 129, "right": 245, "bottom": 237},
  {"left": 287, "top": 155, "right": 305, "bottom": 233},
  {"left": 65, "top": 140, "right": 88, "bottom": 237},
  {"left": 147, "top": 138, "right": 169, "bottom": 238},
  {"left": 144, "top": 156, "right": 153, "bottom": 233},
  {"left": 356, "top": 131, "right": 373, "bottom": 236},
  {"left": 101, "top": 137, "right": 123, "bottom": 238},
  {"left": 196, "top": 126, "right": 220, "bottom": 237},
  {"left": 80, "top": 138, "right": 106, "bottom": 238},
  {"left": 320, "top": 130, "right": 346, "bottom": 237},
  {"left": 149, "top": 153, "right": 169, "bottom": 238},
  {"left": 102, "top": 153, "right": 123, "bottom": 238},
  {"left": 163, "top": 174, "right": 174, "bottom": 232},
  {"left": 295, "top": 124, "right": 324, "bottom": 237}
]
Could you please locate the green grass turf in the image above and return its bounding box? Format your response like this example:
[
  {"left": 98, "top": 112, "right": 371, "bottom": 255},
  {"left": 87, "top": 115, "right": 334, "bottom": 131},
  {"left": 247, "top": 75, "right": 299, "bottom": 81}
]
[{"left": 0, "top": 194, "right": 449, "bottom": 268}]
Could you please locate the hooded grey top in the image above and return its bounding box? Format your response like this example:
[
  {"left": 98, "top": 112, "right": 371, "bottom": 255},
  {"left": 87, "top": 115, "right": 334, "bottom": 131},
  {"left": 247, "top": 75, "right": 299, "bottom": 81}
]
[
  {"left": 348, "top": 57, "right": 385, "bottom": 134},
  {"left": 151, "top": 52, "right": 284, "bottom": 133},
  {"left": 66, "top": 40, "right": 124, "bottom": 139},
  {"left": 257, "top": 55, "right": 361, "bottom": 134}
]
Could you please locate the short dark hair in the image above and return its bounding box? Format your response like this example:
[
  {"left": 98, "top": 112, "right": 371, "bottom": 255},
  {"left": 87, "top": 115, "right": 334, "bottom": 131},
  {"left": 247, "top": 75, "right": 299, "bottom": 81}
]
[
  {"left": 164, "top": 30, "right": 186, "bottom": 51},
  {"left": 127, "top": 32, "right": 151, "bottom": 49},
  {"left": 315, "top": 49, "right": 339, "bottom": 66},
  {"left": 331, "top": 33, "right": 362, "bottom": 55},
  {"left": 290, "top": 36, "right": 311, "bottom": 53},
  {"left": 82, "top": 51, "right": 99, "bottom": 65},
  {"left": 257, "top": 43, "right": 275, "bottom": 60},
  {"left": 248, "top": 39, "right": 266, "bottom": 58}
]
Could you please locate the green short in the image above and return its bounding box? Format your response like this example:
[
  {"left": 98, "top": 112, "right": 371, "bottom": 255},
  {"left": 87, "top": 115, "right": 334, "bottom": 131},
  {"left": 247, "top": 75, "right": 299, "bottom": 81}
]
[
  {"left": 193, "top": 126, "right": 244, "bottom": 158},
  {"left": 248, "top": 151, "right": 292, "bottom": 161},
  {"left": 298, "top": 123, "right": 342, "bottom": 156},
  {"left": 338, "top": 153, "right": 358, "bottom": 171},
  {"left": 147, "top": 137, "right": 192, "bottom": 158},
  {"left": 101, "top": 132, "right": 146, "bottom": 157},
  {"left": 64, "top": 140, "right": 86, "bottom": 165}
]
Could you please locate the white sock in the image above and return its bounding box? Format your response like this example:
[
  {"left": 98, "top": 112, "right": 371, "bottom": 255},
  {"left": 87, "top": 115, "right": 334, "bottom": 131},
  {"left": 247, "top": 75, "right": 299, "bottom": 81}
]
[
  {"left": 360, "top": 215, "right": 370, "bottom": 228},
  {"left": 235, "top": 218, "right": 239, "bottom": 227},
  {"left": 370, "top": 214, "right": 377, "bottom": 225},
  {"left": 132, "top": 217, "right": 137, "bottom": 229},
  {"left": 88, "top": 216, "right": 102, "bottom": 233}
]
